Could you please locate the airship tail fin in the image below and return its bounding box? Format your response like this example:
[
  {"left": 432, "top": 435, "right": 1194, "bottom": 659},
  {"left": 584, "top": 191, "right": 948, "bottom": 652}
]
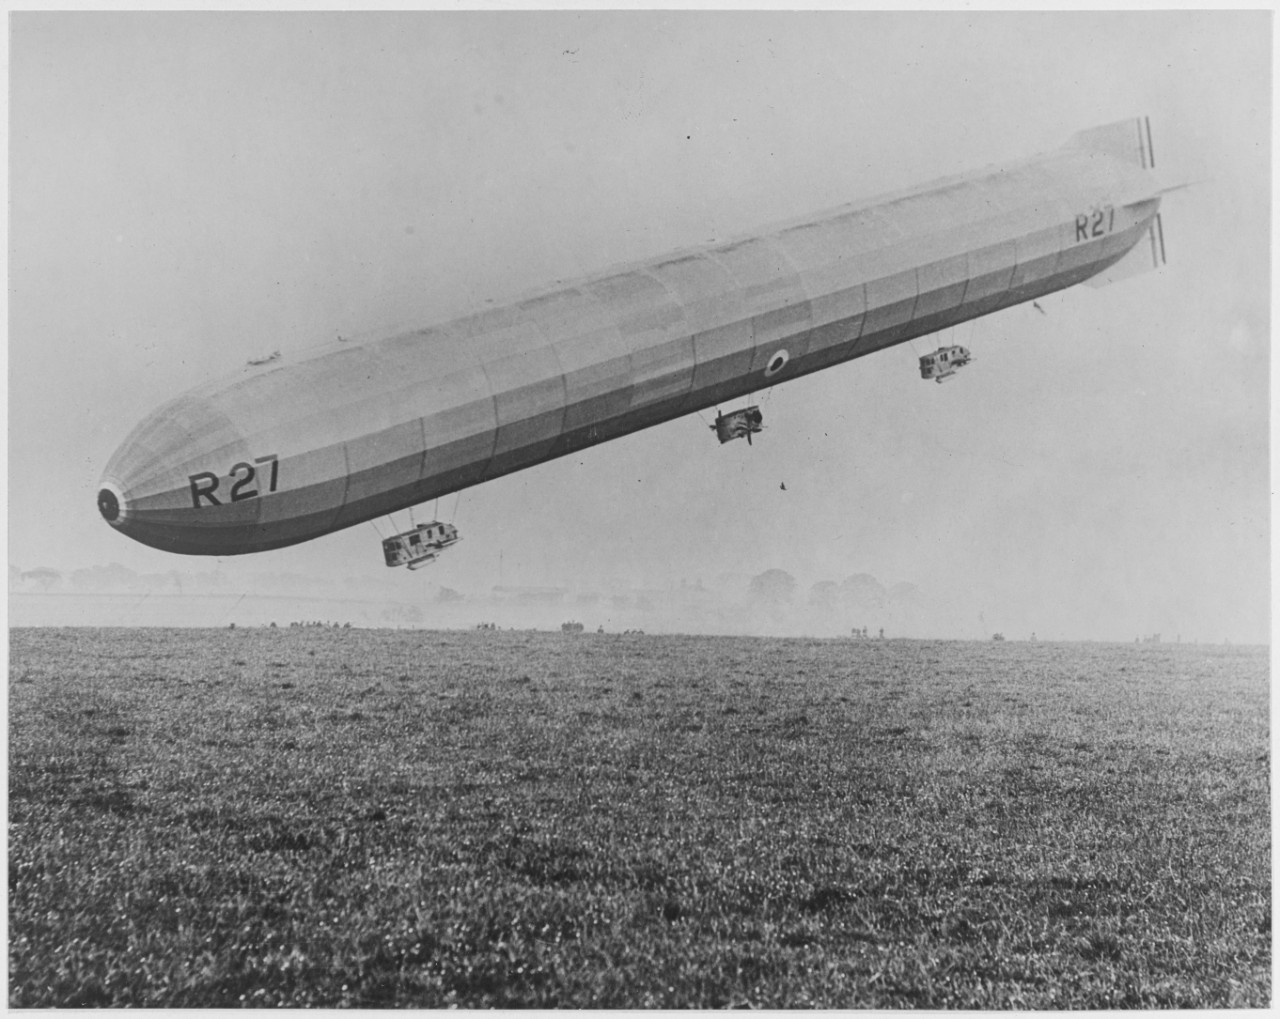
[
  {"left": 1066, "top": 116, "right": 1157, "bottom": 170},
  {"left": 1087, "top": 212, "right": 1167, "bottom": 288}
]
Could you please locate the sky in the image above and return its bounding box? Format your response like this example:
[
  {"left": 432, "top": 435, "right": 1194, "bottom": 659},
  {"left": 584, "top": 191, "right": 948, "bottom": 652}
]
[{"left": 8, "top": 10, "right": 1272, "bottom": 642}]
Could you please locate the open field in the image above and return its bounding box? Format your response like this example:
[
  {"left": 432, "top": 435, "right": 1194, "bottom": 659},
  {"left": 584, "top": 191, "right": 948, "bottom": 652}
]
[{"left": 9, "top": 627, "right": 1270, "bottom": 1007}]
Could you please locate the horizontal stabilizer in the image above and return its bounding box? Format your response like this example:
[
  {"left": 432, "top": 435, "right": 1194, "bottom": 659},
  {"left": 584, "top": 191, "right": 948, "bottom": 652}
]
[
  {"left": 1066, "top": 116, "right": 1156, "bottom": 170},
  {"left": 1087, "top": 213, "right": 1166, "bottom": 288}
]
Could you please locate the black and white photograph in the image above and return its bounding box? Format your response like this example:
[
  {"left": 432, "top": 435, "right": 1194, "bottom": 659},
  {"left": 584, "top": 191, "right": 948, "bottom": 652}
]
[{"left": 8, "top": 9, "right": 1270, "bottom": 1007}]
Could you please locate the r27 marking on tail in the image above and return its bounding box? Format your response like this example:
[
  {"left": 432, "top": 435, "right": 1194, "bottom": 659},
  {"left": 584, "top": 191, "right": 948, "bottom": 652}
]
[{"left": 1075, "top": 205, "right": 1116, "bottom": 242}]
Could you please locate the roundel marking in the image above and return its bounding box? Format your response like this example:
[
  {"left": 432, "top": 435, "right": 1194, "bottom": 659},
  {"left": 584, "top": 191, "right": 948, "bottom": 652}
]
[{"left": 764, "top": 349, "right": 790, "bottom": 379}]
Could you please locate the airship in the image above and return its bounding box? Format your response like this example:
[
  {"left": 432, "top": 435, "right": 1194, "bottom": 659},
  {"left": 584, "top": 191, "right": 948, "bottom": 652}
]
[{"left": 99, "top": 117, "right": 1174, "bottom": 563}]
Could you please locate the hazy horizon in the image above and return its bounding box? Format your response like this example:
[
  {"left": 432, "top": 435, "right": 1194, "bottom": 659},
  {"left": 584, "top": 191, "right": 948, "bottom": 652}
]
[
  {"left": 8, "top": 558, "right": 1261, "bottom": 646},
  {"left": 8, "top": 12, "right": 1271, "bottom": 644}
]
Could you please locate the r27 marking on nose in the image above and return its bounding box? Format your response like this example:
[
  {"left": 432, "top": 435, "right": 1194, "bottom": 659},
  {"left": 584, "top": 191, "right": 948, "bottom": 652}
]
[{"left": 189, "top": 454, "right": 279, "bottom": 507}]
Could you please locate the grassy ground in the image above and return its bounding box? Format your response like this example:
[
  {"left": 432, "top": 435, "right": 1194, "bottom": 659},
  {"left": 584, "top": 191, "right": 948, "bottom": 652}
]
[{"left": 8, "top": 627, "right": 1270, "bottom": 1007}]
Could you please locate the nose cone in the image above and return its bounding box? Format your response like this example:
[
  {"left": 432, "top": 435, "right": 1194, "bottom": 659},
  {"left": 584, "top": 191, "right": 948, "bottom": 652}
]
[
  {"left": 98, "top": 392, "right": 258, "bottom": 554},
  {"left": 96, "top": 481, "right": 125, "bottom": 525}
]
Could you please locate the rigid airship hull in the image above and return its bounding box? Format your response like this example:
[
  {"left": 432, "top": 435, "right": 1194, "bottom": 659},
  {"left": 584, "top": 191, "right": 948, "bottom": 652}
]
[{"left": 99, "top": 118, "right": 1169, "bottom": 556}]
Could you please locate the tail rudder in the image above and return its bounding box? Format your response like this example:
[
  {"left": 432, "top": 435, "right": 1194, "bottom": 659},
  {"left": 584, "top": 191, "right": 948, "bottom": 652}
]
[
  {"left": 1086, "top": 212, "right": 1167, "bottom": 289},
  {"left": 1065, "top": 116, "right": 1156, "bottom": 170}
]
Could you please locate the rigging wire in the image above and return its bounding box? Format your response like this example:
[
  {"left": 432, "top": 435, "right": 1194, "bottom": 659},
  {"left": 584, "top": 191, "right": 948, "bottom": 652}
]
[
  {"left": 217, "top": 591, "right": 248, "bottom": 628},
  {"left": 450, "top": 490, "right": 461, "bottom": 523}
]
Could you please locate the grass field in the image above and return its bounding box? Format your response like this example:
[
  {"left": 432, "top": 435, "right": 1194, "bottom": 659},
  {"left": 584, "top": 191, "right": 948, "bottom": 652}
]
[{"left": 8, "top": 627, "right": 1270, "bottom": 1007}]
